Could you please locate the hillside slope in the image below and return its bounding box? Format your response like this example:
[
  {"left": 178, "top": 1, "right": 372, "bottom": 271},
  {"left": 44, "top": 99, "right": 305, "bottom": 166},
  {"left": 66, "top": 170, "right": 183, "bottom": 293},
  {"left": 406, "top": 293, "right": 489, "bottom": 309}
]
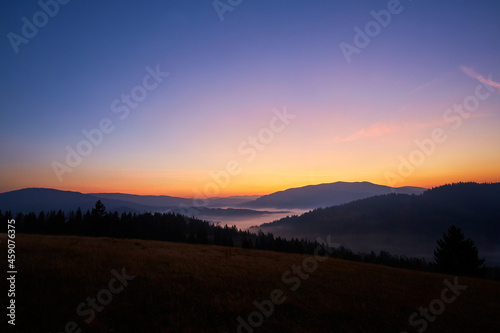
[
  {"left": 254, "top": 182, "right": 500, "bottom": 265},
  {"left": 3, "top": 234, "right": 499, "bottom": 332},
  {"left": 241, "top": 181, "right": 426, "bottom": 209}
]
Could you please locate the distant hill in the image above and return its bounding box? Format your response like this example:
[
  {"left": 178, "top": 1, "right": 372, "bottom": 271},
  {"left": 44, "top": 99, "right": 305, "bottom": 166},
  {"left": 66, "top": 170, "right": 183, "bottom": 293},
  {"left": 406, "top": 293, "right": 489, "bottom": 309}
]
[
  {"left": 168, "top": 206, "right": 290, "bottom": 221},
  {"left": 90, "top": 192, "right": 193, "bottom": 208},
  {"left": 253, "top": 182, "right": 500, "bottom": 265},
  {"left": 0, "top": 182, "right": 425, "bottom": 214},
  {"left": 240, "top": 181, "right": 426, "bottom": 209},
  {"left": 90, "top": 193, "right": 260, "bottom": 208},
  {"left": 0, "top": 188, "right": 162, "bottom": 214},
  {"left": 169, "top": 206, "right": 286, "bottom": 216},
  {"left": 0, "top": 188, "right": 263, "bottom": 215},
  {"left": 204, "top": 195, "right": 261, "bottom": 207}
]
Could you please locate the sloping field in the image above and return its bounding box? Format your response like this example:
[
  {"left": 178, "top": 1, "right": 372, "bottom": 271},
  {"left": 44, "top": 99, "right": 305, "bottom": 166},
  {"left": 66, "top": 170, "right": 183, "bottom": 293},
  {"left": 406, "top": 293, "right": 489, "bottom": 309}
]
[{"left": 1, "top": 234, "right": 499, "bottom": 332}]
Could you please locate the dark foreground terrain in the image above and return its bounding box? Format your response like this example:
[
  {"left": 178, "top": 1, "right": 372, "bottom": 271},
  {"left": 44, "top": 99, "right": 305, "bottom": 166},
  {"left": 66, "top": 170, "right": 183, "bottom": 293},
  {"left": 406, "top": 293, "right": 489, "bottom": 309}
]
[{"left": 1, "top": 234, "right": 499, "bottom": 332}]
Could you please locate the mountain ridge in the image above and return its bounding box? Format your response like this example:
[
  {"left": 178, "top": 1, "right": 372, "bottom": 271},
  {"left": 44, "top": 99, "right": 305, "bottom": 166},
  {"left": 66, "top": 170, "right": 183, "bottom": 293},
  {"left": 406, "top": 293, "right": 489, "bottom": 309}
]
[
  {"left": 252, "top": 182, "right": 500, "bottom": 265},
  {"left": 1, "top": 181, "right": 427, "bottom": 213},
  {"left": 239, "top": 181, "right": 427, "bottom": 209}
]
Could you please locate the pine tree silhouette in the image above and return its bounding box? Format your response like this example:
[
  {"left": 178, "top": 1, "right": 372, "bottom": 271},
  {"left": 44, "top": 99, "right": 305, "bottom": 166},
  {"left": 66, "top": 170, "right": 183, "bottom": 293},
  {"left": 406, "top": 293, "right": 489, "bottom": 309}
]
[
  {"left": 92, "top": 200, "right": 106, "bottom": 218},
  {"left": 434, "top": 225, "right": 485, "bottom": 276}
]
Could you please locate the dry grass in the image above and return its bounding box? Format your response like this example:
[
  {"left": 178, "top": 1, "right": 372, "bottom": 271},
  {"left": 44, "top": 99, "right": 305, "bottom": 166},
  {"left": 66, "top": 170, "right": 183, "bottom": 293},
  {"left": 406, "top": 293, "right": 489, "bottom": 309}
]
[{"left": 1, "top": 234, "right": 499, "bottom": 332}]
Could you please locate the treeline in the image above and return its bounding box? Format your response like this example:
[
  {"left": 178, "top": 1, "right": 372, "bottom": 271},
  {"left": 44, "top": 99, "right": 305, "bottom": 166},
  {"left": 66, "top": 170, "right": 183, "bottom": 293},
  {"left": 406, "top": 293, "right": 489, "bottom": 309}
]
[
  {"left": 0, "top": 201, "right": 321, "bottom": 254},
  {"left": 264, "top": 183, "right": 500, "bottom": 237},
  {"left": 2, "top": 201, "right": 499, "bottom": 279}
]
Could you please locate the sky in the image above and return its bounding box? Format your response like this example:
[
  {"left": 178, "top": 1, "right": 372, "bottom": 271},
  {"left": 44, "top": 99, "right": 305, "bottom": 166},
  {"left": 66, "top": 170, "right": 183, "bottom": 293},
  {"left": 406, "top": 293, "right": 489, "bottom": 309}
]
[{"left": 1, "top": 0, "right": 500, "bottom": 197}]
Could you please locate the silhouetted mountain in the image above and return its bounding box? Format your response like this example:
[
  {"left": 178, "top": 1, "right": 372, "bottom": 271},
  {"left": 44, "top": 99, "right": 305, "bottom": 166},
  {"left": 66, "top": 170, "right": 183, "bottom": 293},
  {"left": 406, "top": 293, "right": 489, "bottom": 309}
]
[
  {"left": 240, "top": 181, "right": 426, "bottom": 209},
  {"left": 205, "top": 195, "right": 261, "bottom": 207},
  {"left": 90, "top": 193, "right": 259, "bottom": 208},
  {"left": 1, "top": 183, "right": 425, "bottom": 215},
  {"left": 252, "top": 182, "right": 500, "bottom": 265},
  {"left": 169, "top": 206, "right": 289, "bottom": 218},
  {"left": 90, "top": 192, "right": 192, "bottom": 208},
  {"left": 0, "top": 189, "right": 264, "bottom": 216},
  {"left": 0, "top": 188, "right": 160, "bottom": 214}
]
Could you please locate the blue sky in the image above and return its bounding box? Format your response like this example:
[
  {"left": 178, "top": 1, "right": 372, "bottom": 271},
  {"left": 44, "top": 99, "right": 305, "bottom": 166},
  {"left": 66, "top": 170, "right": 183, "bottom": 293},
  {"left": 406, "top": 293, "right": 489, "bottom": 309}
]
[{"left": 1, "top": 0, "right": 499, "bottom": 196}]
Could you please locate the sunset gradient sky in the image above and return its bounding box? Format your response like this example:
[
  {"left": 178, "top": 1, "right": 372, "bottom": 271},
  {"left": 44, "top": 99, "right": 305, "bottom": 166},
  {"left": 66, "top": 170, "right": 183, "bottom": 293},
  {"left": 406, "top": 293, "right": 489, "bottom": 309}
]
[{"left": 1, "top": 0, "right": 499, "bottom": 197}]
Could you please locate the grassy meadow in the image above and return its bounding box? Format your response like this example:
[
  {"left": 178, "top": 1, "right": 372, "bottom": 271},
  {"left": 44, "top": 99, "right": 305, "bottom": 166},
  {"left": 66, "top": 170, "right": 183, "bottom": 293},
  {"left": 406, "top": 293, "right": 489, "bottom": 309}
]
[{"left": 1, "top": 233, "right": 499, "bottom": 332}]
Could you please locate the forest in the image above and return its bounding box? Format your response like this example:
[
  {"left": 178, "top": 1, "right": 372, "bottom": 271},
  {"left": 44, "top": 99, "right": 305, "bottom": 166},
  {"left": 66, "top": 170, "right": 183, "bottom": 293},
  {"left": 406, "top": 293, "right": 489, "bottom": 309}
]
[{"left": 3, "top": 185, "right": 499, "bottom": 280}]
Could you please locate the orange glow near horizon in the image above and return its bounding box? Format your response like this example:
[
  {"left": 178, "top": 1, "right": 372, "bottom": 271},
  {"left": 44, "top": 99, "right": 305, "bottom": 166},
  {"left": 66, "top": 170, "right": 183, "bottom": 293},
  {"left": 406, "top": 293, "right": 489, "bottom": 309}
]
[
  {"left": 1, "top": 72, "right": 499, "bottom": 196},
  {"left": 3, "top": 162, "right": 500, "bottom": 197},
  {"left": 25, "top": 177, "right": 500, "bottom": 197}
]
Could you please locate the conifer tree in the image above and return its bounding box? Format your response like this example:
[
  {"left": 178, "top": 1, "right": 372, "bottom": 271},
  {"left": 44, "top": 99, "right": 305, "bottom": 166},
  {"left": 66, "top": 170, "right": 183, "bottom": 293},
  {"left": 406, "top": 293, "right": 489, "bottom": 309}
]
[{"left": 434, "top": 225, "right": 484, "bottom": 276}]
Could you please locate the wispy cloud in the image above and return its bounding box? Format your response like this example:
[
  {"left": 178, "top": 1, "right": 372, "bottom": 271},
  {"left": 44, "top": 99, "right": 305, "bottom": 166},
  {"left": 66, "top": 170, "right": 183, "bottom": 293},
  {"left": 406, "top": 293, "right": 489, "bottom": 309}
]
[
  {"left": 460, "top": 66, "right": 500, "bottom": 92},
  {"left": 409, "top": 77, "right": 442, "bottom": 95},
  {"left": 408, "top": 71, "right": 457, "bottom": 96},
  {"left": 334, "top": 122, "right": 402, "bottom": 142},
  {"left": 334, "top": 113, "right": 494, "bottom": 143}
]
